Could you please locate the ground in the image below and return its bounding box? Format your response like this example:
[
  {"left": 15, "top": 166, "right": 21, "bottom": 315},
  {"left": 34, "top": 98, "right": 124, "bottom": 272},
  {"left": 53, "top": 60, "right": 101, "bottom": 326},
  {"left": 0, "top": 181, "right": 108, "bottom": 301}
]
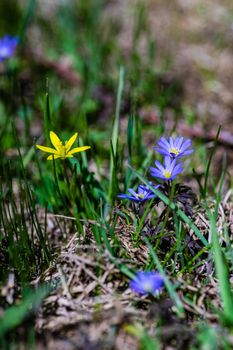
[{"left": 1, "top": 1, "right": 233, "bottom": 349}]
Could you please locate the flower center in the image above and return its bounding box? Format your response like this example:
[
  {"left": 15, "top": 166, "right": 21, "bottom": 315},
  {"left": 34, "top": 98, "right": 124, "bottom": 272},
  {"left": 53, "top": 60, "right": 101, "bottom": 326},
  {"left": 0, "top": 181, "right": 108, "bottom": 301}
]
[
  {"left": 58, "top": 144, "right": 67, "bottom": 158},
  {"left": 163, "top": 170, "right": 171, "bottom": 179},
  {"left": 142, "top": 281, "right": 153, "bottom": 292},
  {"left": 0, "top": 46, "right": 10, "bottom": 57},
  {"left": 137, "top": 193, "right": 145, "bottom": 199},
  {"left": 169, "top": 147, "right": 179, "bottom": 156}
]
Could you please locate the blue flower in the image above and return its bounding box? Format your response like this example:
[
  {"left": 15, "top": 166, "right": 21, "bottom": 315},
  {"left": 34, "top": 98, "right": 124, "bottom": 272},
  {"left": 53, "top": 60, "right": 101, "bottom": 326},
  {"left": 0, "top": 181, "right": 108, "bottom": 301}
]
[
  {"left": 154, "top": 136, "right": 193, "bottom": 159},
  {"left": 130, "top": 271, "right": 164, "bottom": 295},
  {"left": 0, "top": 35, "right": 18, "bottom": 62},
  {"left": 118, "top": 183, "right": 159, "bottom": 202},
  {"left": 150, "top": 156, "right": 183, "bottom": 181}
]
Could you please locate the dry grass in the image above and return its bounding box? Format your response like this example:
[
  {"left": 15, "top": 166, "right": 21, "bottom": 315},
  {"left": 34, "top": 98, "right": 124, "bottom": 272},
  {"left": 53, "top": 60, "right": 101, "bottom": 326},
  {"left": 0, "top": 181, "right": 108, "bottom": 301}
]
[{"left": 4, "top": 191, "right": 228, "bottom": 349}]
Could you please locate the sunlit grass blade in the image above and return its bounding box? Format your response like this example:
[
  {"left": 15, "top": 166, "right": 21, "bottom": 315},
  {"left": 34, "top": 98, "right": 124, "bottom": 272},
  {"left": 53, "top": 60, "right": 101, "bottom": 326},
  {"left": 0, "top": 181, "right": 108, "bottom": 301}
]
[
  {"left": 109, "top": 66, "right": 124, "bottom": 202},
  {"left": 113, "top": 66, "right": 124, "bottom": 155},
  {"left": 207, "top": 153, "right": 233, "bottom": 325},
  {"left": 209, "top": 210, "right": 233, "bottom": 325},
  {"left": 109, "top": 140, "right": 119, "bottom": 202}
]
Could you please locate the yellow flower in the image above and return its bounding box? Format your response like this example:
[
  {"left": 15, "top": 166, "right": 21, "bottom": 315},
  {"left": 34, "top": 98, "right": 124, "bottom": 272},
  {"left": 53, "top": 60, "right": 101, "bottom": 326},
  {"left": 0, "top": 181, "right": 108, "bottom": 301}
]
[{"left": 36, "top": 131, "right": 91, "bottom": 160}]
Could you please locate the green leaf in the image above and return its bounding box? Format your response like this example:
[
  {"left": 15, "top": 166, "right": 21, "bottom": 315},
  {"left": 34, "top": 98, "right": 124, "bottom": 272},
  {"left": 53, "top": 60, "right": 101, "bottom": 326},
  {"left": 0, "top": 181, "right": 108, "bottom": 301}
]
[{"left": 0, "top": 285, "right": 50, "bottom": 336}]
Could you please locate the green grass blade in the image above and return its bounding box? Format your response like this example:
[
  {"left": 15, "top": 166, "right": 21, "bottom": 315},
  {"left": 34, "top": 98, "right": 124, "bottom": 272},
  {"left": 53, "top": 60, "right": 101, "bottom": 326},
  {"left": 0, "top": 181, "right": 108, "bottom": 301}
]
[
  {"left": 44, "top": 78, "right": 52, "bottom": 143},
  {"left": 145, "top": 238, "right": 184, "bottom": 316},
  {"left": 202, "top": 125, "right": 221, "bottom": 198},
  {"left": 109, "top": 66, "right": 124, "bottom": 202},
  {"left": 127, "top": 114, "right": 134, "bottom": 162},
  {"left": 112, "top": 66, "right": 124, "bottom": 156},
  {"left": 0, "top": 285, "right": 50, "bottom": 336},
  {"left": 134, "top": 199, "right": 154, "bottom": 241},
  {"left": 209, "top": 211, "right": 233, "bottom": 325},
  {"left": 19, "top": 0, "right": 36, "bottom": 42},
  {"left": 207, "top": 154, "right": 233, "bottom": 325}
]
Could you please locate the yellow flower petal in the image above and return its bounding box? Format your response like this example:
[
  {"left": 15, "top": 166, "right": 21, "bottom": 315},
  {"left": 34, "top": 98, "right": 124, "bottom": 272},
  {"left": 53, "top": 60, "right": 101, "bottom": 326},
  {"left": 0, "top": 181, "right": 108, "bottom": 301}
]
[
  {"left": 68, "top": 146, "right": 91, "bottom": 155},
  {"left": 65, "top": 132, "right": 78, "bottom": 152},
  {"left": 47, "top": 154, "right": 61, "bottom": 160},
  {"left": 36, "top": 145, "right": 59, "bottom": 154},
  {"left": 50, "top": 131, "right": 62, "bottom": 150}
]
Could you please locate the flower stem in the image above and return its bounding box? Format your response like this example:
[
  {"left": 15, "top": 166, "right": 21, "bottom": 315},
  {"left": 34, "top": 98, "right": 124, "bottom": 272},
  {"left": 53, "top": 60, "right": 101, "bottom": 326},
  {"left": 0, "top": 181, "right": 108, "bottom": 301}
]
[
  {"left": 159, "top": 180, "right": 176, "bottom": 231},
  {"left": 63, "top": 160, "right": 70, "bottom": 191}
]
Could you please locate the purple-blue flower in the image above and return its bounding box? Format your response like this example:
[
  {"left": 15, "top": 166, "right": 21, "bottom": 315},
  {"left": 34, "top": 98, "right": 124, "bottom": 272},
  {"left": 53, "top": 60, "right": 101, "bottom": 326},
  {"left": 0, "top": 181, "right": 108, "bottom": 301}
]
[
  {"left": 154, "top": 136, "right": 193, "bottom": 159},
  {"left": 0, "top": 35, "right": 18, "bottom": 62},
  {"left": 150, "top": 156, "right": 183, "bottom": 181},
  {"left": 130, "top": 271, "right": 164, "bottom": 295},
  {"left": 118, "top": 183, "right": 159, "bottom": 202}
]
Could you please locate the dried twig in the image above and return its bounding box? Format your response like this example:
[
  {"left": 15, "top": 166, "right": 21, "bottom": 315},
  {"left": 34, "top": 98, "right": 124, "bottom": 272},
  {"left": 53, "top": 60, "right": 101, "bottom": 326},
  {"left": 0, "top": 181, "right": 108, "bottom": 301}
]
[
  {"left": 26, "top": 50, "right": 80, "bottom": 85},
  {"left": 141, "top": 109, "right": 233, "bottom": 148}
]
